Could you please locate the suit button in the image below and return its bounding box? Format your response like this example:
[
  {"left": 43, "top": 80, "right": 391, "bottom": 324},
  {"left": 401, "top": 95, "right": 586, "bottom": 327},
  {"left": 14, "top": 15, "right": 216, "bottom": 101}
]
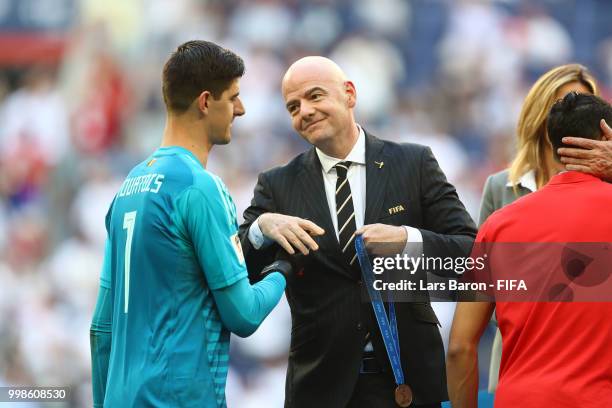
[
  {"left": 357, "top": 322, "right": 363, "bottom": 330},
  {"left": 357, "top": 280, "right": 362, "bottom": 286}
]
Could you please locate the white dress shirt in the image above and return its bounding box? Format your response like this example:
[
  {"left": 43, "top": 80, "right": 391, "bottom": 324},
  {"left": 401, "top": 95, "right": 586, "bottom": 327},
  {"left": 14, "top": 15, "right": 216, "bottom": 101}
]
[
  {"left": 316, "top": 126, "right": 366, "bottom": 239},
  {"left": 248, "top": 125, "right": 423, "bottom": 256}
]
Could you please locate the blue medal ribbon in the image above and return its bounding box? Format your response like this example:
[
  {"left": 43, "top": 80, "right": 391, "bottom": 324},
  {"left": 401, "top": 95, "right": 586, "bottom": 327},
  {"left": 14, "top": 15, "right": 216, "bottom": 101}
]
[{"left": 355, "top": 236, "right": 404, "bottom": 386}]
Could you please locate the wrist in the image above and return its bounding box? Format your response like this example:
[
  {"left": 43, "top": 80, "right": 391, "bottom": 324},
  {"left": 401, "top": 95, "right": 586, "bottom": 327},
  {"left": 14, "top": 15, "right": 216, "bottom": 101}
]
[
  {"left": 399, "top": 225, "right": 408, "bottom": 243},
  {"left": 258, "top": 212, "right": 273, "bottom": 227}
]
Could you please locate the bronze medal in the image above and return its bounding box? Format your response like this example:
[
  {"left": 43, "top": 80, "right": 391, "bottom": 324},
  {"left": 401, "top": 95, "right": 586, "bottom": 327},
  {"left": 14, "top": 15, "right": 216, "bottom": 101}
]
[{"left": 394, "top": 384, "right": 413, "bottom": 407}]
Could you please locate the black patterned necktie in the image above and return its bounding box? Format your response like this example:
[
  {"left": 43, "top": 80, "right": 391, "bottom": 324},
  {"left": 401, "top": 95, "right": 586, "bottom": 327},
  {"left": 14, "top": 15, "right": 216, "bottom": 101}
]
[{"left": 334, "top": 161, "right": 358, "bottom": 267}]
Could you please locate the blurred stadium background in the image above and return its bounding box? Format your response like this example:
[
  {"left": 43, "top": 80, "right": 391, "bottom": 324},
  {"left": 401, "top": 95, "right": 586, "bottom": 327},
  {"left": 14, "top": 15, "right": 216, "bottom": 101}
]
[{"left": 0, "top": 0, "right": 610, "bottom": 406}]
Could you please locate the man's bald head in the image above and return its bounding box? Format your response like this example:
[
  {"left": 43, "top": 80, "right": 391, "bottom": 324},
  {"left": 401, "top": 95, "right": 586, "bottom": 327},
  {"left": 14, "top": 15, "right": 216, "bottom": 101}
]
[
  {"left": 282, "top": 56, "right": 347, "bottom": 96},
  {"left": 281, "top": 56, "right": 359, "bottom": 159}
]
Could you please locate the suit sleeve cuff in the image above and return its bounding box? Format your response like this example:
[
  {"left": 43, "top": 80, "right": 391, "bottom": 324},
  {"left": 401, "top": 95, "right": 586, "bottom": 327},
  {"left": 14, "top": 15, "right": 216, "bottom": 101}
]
[
  {"left": 248, "top": 217, "right": 273, "bottom": 250},
  {"left": 402, "top": 226, "right": 423, "bottom": 257}
]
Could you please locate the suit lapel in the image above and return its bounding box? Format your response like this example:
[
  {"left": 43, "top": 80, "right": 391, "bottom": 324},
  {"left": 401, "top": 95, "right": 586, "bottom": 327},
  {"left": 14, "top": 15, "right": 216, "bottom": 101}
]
[
  {"left": 364, "top": 132, "right": 389, "bottom": 224},
  {"left": 297, "top": 148, "right": 341, "bottom": 252}
]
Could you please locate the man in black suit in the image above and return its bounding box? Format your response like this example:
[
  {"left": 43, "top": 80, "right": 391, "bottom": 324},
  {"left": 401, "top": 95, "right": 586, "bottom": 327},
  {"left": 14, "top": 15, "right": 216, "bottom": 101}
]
[{"left": 239, "top": 56, "right": 477, "bottom": 408}]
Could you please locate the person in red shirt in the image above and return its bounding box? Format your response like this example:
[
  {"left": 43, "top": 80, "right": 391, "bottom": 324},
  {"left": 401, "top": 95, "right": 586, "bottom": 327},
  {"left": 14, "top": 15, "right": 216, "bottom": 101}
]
[{"left": 447, "top": 92, "right": 612, "bottom": 408}]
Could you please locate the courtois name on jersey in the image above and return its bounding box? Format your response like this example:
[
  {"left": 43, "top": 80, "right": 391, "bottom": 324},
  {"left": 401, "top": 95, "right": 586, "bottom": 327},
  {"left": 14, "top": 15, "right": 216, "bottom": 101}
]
[{"left": 117, "top": 173, "right": 165, "bottom": 198}]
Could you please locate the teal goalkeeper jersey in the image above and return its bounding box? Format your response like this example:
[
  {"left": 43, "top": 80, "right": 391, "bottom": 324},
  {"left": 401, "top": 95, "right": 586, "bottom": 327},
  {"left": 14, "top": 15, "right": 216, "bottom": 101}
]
[{"left": 101, "top": 146, "right": 247, "bottom": 407}]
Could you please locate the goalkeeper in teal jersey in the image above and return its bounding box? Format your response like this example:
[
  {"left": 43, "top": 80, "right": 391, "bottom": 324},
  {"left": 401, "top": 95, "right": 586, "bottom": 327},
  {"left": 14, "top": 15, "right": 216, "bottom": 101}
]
[{"left": 89, "top": 41, "right": 290, "bottom": 408}]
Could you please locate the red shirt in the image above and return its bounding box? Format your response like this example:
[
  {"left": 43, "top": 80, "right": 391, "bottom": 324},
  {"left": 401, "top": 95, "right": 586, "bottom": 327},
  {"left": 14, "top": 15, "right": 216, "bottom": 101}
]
[{"left": 477, "top": 171, "right": 612, "bottom": 408}]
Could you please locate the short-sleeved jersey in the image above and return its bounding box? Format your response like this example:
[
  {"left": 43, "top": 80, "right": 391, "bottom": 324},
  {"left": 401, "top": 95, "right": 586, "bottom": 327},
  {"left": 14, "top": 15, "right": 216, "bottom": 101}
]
[
  {"left": 478, "top": 172, "right": 612, "bottom": 408},
  {"left": 102, "top": 146, "right": 247, "bottom": 407}
]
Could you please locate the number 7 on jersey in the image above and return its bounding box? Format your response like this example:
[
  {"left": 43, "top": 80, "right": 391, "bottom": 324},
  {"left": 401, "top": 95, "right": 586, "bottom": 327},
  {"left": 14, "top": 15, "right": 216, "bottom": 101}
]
[{"left": 123, "top": 211, "right": 137, "bottom": 313}]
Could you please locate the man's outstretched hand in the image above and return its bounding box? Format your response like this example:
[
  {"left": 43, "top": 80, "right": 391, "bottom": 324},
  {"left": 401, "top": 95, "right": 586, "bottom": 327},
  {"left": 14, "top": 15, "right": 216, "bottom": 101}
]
[{"left": 258, "top": 213, "right": 324, "bottom": 255}]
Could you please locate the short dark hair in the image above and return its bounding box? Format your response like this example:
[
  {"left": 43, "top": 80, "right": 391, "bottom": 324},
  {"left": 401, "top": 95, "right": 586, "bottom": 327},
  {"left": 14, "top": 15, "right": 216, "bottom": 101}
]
[
  {"left": 162, "top": 40, "right": 245, "bottom": 113},
  {"left": 547, "top": 92, "right": 612, "bottom": 161}
]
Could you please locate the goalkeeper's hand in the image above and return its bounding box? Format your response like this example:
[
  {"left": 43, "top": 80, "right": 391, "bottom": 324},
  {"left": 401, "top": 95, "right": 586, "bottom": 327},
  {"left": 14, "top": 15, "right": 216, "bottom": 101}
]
[{"left": 260, "top": 250, "right": 304, "bottom": 280}]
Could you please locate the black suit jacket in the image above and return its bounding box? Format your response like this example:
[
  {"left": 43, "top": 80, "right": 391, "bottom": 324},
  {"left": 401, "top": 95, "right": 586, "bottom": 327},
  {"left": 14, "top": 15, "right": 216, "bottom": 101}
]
[{"left": 239, "top": 132, "right": 477, "bottom": 407}]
